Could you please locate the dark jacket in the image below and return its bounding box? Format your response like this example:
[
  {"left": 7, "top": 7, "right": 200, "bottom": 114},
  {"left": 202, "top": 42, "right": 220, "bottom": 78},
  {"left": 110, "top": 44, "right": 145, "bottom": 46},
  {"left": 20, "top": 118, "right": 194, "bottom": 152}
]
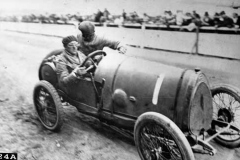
[
  {"left": 56, "top": 49, "right": 86, "bottom": 92},
  {"left": 77, "top": 33, "right": 120, "bottom": 56},
  {"left": 217, "top": 16, "right": 234, "bottom": 28},
  {"left": 236, "top": 16, "right": 240, "bottom": 27}
]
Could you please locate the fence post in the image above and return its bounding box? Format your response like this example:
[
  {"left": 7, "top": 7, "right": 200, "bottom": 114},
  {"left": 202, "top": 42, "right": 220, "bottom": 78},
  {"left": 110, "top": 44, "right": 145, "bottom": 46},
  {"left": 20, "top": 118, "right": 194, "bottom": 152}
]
[
  {"left": 191, "top": 25, "right": 200, "bottom": 54},
  {"left": 141, "top": 23, "right": 145, "bottom": 30},
  {"left": 195, "top": 26, "right": 199, "bottom": 54}
]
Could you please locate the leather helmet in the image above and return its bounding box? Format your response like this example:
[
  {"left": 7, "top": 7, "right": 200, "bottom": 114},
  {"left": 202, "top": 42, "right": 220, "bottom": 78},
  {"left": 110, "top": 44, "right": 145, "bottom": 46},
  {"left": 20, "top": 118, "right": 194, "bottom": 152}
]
[
  {"left": 78, "top": 21, "right": 95, "bottom": 36},
  {"left": 62, "top": 35, "right": 78, "bottom": 48}
]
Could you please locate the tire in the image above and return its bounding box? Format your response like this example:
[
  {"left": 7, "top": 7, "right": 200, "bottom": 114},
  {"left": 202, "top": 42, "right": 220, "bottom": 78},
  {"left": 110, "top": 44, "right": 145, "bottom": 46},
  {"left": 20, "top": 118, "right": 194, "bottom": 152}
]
[
  {"left": 134, "top": 112, "right": 195, "bottom": 160},
  {"left": 211, "top": 83, "right": 240, "bottom": 148},
  {"left": 33, "top": 80, "right": 64, "bottom": 131}
]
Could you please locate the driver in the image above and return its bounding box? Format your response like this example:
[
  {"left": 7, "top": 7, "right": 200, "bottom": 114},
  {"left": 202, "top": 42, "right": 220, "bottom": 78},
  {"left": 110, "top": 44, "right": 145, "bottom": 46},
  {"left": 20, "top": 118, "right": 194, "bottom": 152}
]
[
  {"left": 56, "top": 35, "right": 88, "bottom": 91},
  {"left": 77, "top": 21, "right": 127, "bottom": 55}
]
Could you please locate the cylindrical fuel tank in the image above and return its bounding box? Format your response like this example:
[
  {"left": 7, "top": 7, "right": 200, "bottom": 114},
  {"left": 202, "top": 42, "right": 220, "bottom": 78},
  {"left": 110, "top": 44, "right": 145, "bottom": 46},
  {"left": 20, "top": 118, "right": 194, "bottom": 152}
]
[
  {"left": 97, "top": 55, "right": 213, "bottom": 136},
  {"left": 174, "top": 69, "right": 213, "bottom": 135}
]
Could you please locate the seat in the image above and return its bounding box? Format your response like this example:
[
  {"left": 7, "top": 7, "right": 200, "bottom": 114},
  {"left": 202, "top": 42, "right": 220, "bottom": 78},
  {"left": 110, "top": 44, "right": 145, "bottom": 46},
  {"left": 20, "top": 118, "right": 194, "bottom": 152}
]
[{"left": 40, "top": 62, "right": 58, "bottom": 87}]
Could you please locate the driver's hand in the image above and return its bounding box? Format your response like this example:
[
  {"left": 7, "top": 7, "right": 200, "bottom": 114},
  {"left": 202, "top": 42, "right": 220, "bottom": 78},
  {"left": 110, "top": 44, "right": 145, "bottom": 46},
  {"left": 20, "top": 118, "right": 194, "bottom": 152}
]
[
  {"left": 118, "top": 46, "right": 127, "bottom": 54},
  {"left": 73, "top": 67, "right": 87, "bottom": 77},
  {"left": 93, "top": 55, "right": 103, "bottom": 62}
]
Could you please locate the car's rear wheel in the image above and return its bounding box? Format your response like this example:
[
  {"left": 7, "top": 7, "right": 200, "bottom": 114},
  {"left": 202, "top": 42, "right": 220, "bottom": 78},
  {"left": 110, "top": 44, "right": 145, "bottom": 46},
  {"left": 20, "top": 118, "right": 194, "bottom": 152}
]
[
  {"left": 211, "top": 84, "right": 240, "bottom": 148},
  {"left": 134, "top": 112, "right": 195, "bottom": 160},
  {"left": 33, "top": 80, "right": 63, "bottom": 131}
]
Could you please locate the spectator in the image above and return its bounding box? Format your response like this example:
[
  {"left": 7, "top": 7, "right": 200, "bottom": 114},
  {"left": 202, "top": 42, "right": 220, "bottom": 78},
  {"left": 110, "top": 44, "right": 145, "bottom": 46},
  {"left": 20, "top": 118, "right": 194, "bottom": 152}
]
[
  {"left": 216, "top": 11, "right": 234, "bottom": 28},
  {"left": 192, "top": 10, "right": 201, "bottom": 19},
  {"left": 132, "top": 11, "right": 138, "bottom": 19},
  {"left": 163, "top": 10, "right": 176, "bottom": 26},
  {"left": 60, "top": 14, "right": 68, "bottom": 24},
  {"left": 233, "top": 13, "right": 240, "bottom": 28},
  {"left": 182, "top": 12, "right": 193, "bottom": 26},
  {"left": 75, "top": 12, "right": 83, "bottom": 22},
  {"left": 103, "top": 8, "right": 110, "bottom": 20},
  {"left": 152, "top": 15, "right": 163, "bottom": 24},
  {"left": 94, "top": 9, "right": 103, "bottom": 23},
  {"left": 122, "top": 9, "right": 127, "bottom": 22},
  {"left": 129, "top": 11, "right": 139, "bottom": 23},
  {"left": 192, "top": 13, "right": 202, "bottom": 27},
  {"left": 100, "top": 8, "right": 111, "bottom": 23},
  {"left": 181, "top": 12, "right": 199, "bottom": 31},
  {"left": 176, "top": 10, "right": 184, "bottom": 26},
  {"left": 202, "top": 12, "right": 214, "bottom": 26},
  {"left": 39, "top": 14, "right": 49, "bottom": 23},
  {"left": 142, "top": 13, "right": 150, "bottom": 24},
  {"left": 49, "top": 14, "right": 60, "bottom": 24},
  {"left": 213, "top": 12, "right": 220, "bottom": 26},
  {"left": 114, "top": 15, "right": 124, "bottom": 25},
  {"left": 129, "top": 11, "right": 143, "bottom": 24}
]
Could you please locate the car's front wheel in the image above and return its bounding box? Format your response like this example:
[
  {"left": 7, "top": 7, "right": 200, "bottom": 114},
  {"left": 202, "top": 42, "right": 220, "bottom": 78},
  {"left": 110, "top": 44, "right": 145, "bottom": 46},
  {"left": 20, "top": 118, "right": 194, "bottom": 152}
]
[
  {"left": 134, "top": 112, "right": 195, "bottom": 160},
  {"left": 33, "top": 80, "right": 64, "bottom": 131}
]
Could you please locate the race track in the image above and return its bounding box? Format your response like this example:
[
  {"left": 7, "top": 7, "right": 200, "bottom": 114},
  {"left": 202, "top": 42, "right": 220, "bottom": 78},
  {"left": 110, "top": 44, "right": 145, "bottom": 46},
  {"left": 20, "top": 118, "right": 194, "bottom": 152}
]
[{"left": 0, "top": 30, "right": 240, "bottom": 160}]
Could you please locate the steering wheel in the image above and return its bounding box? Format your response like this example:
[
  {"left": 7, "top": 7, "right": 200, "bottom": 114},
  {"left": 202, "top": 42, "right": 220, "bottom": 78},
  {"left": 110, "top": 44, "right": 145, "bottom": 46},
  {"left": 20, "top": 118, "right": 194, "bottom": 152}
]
[{"left": 80, "top": 50, "right": 107, "bottom": 72}]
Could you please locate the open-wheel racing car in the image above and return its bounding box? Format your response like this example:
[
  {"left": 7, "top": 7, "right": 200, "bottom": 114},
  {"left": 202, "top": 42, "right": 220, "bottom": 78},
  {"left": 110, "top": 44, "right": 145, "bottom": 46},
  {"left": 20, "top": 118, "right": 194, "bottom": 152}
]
[{"left": 33, "top": 48, "right": 240, "bottom": 160}]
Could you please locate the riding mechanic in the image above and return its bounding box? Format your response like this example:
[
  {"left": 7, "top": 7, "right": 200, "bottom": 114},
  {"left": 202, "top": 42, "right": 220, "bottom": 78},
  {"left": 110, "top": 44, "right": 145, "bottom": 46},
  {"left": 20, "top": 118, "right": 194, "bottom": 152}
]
[{"left": 77, "top": 21, "right": 127, "bottom": 55}]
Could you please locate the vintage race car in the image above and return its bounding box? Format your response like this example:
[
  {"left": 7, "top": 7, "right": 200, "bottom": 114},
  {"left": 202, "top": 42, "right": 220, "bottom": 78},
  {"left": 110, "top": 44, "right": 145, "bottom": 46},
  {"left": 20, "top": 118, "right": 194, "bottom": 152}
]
[{"left": 33, "top": 48, "right": 240, "bottom": 160}]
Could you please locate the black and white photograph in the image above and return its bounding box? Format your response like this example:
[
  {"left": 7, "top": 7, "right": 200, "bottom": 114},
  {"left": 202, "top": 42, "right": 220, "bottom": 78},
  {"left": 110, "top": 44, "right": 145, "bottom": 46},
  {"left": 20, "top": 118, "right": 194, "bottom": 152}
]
[{"left": 0, "top": 0, "right": 240, "bottom": 159}]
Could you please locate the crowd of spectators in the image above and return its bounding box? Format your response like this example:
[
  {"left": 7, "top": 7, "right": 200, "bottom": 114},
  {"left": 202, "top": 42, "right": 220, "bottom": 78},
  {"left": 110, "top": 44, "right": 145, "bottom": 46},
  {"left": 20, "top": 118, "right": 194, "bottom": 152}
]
[{"left": 1, "top": 9, "right": 240, "bottom": 31}]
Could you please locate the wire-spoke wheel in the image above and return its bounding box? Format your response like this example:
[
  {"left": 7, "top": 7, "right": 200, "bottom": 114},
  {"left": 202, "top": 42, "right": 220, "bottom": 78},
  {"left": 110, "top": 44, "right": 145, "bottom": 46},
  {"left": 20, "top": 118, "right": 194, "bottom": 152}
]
[
  {"left": 33, "top": 80, "right": 63, "bottom": 131},
  {"left": 211, "top": 84, "right": 240, "bottom": 148},
  {"left": 134, "top": 112, "right": 195, "bottom": 160}
]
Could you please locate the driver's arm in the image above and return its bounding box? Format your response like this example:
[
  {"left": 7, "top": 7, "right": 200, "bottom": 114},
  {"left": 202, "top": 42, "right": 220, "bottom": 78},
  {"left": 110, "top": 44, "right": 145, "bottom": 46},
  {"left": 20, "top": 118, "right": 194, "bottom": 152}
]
[{"left": 56, "top": 61, "right": 77, "bottom": 86}]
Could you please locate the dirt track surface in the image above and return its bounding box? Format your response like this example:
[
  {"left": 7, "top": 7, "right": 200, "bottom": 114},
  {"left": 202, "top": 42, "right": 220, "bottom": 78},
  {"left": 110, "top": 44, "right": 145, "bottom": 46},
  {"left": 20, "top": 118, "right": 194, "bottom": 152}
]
[{"left": 0, "top": 30, "right": 240, "bottom": 160}]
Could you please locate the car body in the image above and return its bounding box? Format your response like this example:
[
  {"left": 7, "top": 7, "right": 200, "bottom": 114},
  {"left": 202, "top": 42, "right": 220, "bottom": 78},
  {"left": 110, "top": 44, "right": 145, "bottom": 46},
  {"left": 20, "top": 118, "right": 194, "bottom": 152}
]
[
  {"left": 35, "top": 48, "right": 240, "bottom": 160},
  {"left": 39, "top": 48, "right": 212, "bottom": 131}
]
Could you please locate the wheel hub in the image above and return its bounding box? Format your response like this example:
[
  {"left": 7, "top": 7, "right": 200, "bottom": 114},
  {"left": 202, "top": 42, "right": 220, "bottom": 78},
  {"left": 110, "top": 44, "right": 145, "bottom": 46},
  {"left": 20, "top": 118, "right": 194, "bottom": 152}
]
[
  {"left": 150, "top": 150, "right": 158, "bottom": 160},
  {"left": 217, "top": 108, "right": 233, "bottom": 123},
  {"left": 150, "top": 145, "right": 171, "bottom": 160}
]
